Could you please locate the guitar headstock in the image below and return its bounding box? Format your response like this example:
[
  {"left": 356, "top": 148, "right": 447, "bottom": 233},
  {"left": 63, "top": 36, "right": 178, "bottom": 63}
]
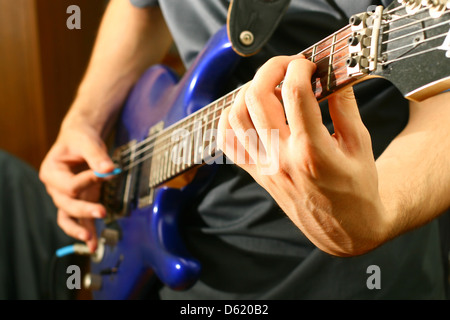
[{"left": 346, "top": 0, "right": 450, "bottom": 101}]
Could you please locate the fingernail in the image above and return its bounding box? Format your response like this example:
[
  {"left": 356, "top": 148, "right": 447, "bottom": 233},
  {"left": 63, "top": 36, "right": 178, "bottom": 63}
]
[
  {"left": 99, "top": 160, "right": 113, "bottom": 171},
  {"left": 92, "top": 210, "right": 104, "bottom": 218}
]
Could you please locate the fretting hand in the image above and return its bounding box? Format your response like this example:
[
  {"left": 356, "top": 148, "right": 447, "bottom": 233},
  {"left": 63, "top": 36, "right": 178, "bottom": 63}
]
[{"left": 218, "top": 55, "right": 389, "bottom": 256}]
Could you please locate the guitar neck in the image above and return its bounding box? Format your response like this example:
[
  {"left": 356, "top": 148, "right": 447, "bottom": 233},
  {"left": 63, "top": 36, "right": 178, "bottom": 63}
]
[
  {"left": 306, "top": 24, "right": 365, "bottom": 100},
  {"left": 131, "top": 24, "right": 364, "bottom": 188}
]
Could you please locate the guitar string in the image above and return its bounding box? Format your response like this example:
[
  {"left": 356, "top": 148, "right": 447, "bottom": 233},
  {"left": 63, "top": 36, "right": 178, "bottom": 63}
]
[
  {"left": 120, "top": 36, "right": 449, "bottom": 176},
  {"left": 110, "top": 4, "right": 431, "bottom": 184},
  {"left": 117, "top": 34, "right": 353, "bottom": 163},
  {"left": 118, "top": 47, "right": 352, "bottom": 168},
  {"left": 118, "top": 35, "right": 449, "bottom": 173},
  {"left": 118, "top": 27, "right": 353, "bottom": 156},
  {"left": 380, "top": 42, "right": 449, "bottom": 65},
  {"left": 117, "top": 7, "right": 447, "bottom": 163},
  {"left": 384, "top": 3, "right": 420, "bottom": 16},
  {"left": 116, "top": 9, "right": 449, "bottom": 172},
  {"left": 119, "top": 90, "right": 238, "bottom": 164},
  {"left": 385, "top": 4, "right": 449, "bottom": 25},
  {"left": 305, "top": 7, "right": 449, "bottom": 61},
  {"left": 120, "top": 56, "right": 358, "bottom": 174},
  {"left": 119, "top": 37, "right": 450, "bottom": 175},
  {"left": 120, "top": 99, "right": 235, "bottom": 171},
  {"left": 117, "top": 4, "right": 444, "bottom": 160},
  {"left": 383, "top": 8, "right": 449, "bottom": 35},
  {"left": 382, "top": 29, "right": 448, "bottom": 56},
  {"left": 119, "top": 20, "right": 386, "bottom": 161},
  {"left": 384, "top": 5, "right": 430, "bottom": 26},
  {"left": 380, "top": 17, "right": 450, "bottom": 47},
  {"left": 119, "top": 27, "right": 447, "bottom": 167},
  {"left": 118, "top": 51, "right": 353, "bottom": 169}
]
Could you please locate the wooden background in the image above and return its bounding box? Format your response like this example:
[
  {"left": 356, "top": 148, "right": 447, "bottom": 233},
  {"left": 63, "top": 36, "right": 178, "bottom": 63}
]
[
  {"left": 0, "top": 0, "right": 185, "bottom": 300},
  {"left": 0, "top": 0, "right": 108, "bottom": 170}
]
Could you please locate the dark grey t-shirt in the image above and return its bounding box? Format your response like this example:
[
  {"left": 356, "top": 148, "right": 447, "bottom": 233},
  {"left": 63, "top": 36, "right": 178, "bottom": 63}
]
[{"left": 130, "top": 0, "right": 446, "bottom": 299}]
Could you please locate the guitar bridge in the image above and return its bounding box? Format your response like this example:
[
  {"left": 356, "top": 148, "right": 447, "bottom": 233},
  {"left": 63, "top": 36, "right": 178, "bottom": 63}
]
[{"left": 101, "top": 140, "right": 137, "bottom": 222}]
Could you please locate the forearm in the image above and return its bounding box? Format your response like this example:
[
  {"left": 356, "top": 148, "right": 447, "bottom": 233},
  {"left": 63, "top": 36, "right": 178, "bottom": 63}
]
[
  {"left": 64, "top": 0, "right": 172, "bottom": 138},
  {"left": 376, "top": 92, "right": 450, "bottom": 241}
]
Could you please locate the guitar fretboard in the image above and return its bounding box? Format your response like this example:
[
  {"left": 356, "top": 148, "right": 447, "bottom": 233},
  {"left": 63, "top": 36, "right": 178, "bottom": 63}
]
[{"left": 125, "top": 24, "right": 365, "bottom": 188}]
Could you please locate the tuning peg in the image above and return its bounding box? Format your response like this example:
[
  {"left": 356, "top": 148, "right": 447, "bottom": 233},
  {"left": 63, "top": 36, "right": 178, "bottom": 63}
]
[
  {"left": 426, "top": 0, "right": 447, "bottom": 17},
  {"left": 403, "top": 0, "right": 423, "bottom": 13}
]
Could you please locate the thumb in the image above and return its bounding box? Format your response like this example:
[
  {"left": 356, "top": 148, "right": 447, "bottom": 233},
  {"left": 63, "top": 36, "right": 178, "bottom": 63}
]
[{"left": 81, "top": 137, "right": 115, "bottom": 174}]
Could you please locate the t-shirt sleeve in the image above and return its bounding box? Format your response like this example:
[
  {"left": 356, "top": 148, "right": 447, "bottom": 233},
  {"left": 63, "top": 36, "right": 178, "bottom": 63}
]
[{"left": 130, "top": 0, "right": 158, "bottom": 8}]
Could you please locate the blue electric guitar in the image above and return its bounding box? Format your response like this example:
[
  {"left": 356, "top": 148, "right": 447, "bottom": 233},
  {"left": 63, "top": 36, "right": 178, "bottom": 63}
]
[{"left": 85, "top": 2, "right": 450, "bottom": 299}]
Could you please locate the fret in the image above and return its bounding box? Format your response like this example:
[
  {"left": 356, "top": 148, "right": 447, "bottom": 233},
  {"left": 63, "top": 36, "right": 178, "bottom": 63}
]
[
  {"left": 150, "top": 145, "right": 159, "bottom": 186},
  {"left": 172, "top": 124, "right": 180, "bottom": 177},
  {"left": 166, "top": 144, "right": 172, "bottom": 180},
  {"left": 305, "top": 25, "right": 357, "bottom": 100},
  {"left": 150, "top": 142, "right": 157, "bottom": 186},
  {"left": 177, "top": 125, "right": 186, "bottom": 174},
  {"left": 170, "top": 133, "right": 179, "bottom": 177},
  {"left": 157, "top": 140, "right": 164, "bottom": 184},
  {"left": 162, "top": 145, "right": 169, "bottom": 182},
  {"left": 201, "top": 106, "right": 212, "bottom": 163},
  {"left": 193, "top": 112, "right": 203, "bottom": 164},
  {"left": 167, "top": 123, "right": 183, "bottom": 180},
  {"left": 156, "top": 129, "right": 167, "bottom": 183},
  {"left": 311, "top": 44, "right": 318, "bottom": 63},
  {"left": 327, "top": 33, "right": 338, "bottom": 92},
  {"left": 166, "top": 125, "right": 176, "bottom": 179},
  {"left": 208, "top": 100, "right": 221, "bottom": 160},
  {"left": 178, "top": 124, "right": 187, "bottom": 171},
  {"left": 184, "top": 120, "right": 194, "bottom": 169},
  {"left": 158, "top": 145, "right": 164, "bottom": 184},
  {"left": 180, "top": 123, "right": 188, "bottom": 171}
]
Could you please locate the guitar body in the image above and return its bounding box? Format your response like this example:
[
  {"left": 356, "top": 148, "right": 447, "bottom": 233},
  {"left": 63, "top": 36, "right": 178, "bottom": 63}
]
[{"left": 90, "top": 26, "right": 241, "bottom": 299}]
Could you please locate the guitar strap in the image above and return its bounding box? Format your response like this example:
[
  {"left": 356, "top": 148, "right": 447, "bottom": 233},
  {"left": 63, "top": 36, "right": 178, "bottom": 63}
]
[{"left": 227, "top": 0, "right": 291, "bottom": 57}]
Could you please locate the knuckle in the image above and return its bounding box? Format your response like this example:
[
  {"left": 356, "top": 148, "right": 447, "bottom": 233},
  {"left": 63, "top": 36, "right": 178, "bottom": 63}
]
[
  {"left": 352, "top": 123, "right": 371, "bottom": 146},
  {"left": 287, "top": 57, "right": 314, "bottom": 72},
  {"left": 38, "top": 167, "right": 48, "bottom": 184},
  {"left": 282, "top": 79, "right": 303, "bottom": 102},
  {"left": 298, "top": 140, "right": 325, "bottom": 179},
  {"left": 65, "top": 182, "right": 81, "bottom": 198},
  {"left": 227, "top": 103, "right": 247, "bottom": 129},
  {"left": 361, "top": 125, "right": 371, "bottom": 140},
  {"left": 56, "top": 212, "right": 67, "bottom": 229},
  {"left": 265, "top": 55, "right": 288, "bottom": 68},
  {"left": 359, "top": 126, "right": 373, "bottom": 149},
  {"left": 244, "top": 85, "right": 264, "bottom": 110}
]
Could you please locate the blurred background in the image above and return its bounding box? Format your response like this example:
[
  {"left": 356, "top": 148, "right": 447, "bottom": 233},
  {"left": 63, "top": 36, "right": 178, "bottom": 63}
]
[
  {"left": 0, "top": 0, "right": 184, "bottom": 300},
  {"left": 0, "top": 0, "right": 183, "bottom": 170},
  {"left": 0, "top": 0, "right": 108, "bottom": 170}
]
